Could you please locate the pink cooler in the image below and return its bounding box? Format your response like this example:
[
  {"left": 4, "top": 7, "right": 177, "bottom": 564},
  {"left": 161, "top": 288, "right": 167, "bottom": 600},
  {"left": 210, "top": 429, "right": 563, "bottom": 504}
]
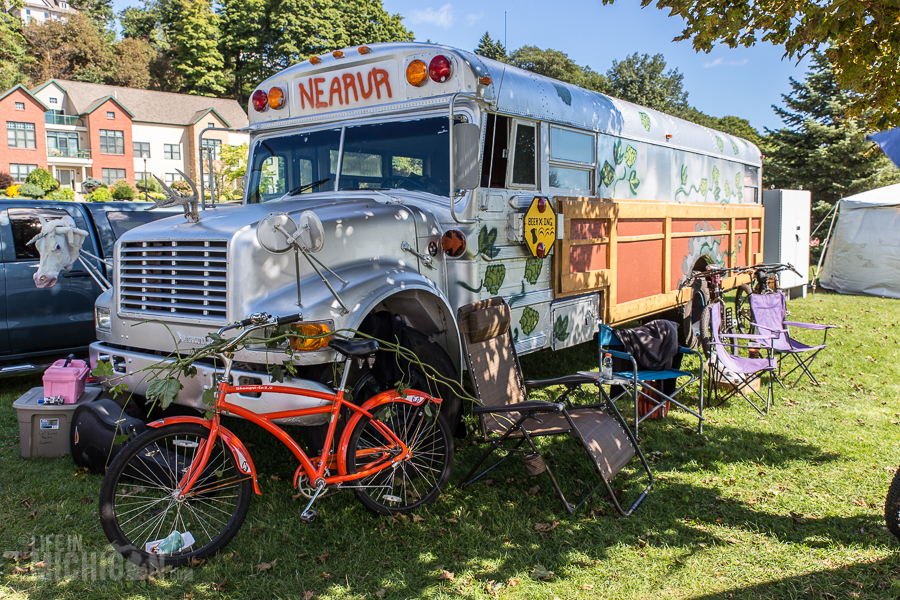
[{"left": 43, "top": 359, "right": 90, "bottom": 404}]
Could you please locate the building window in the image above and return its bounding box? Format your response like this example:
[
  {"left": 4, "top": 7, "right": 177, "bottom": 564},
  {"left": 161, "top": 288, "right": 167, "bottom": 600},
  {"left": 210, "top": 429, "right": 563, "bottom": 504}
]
[
  {"left": 7, "top": 122, "right": 36, "bottom": 149},
  {"left": 10, "top": 164, "right": 38, "bottom": 182},
  {"left": 14, "top": 102, "right": 24, "bottom": 111},
  {"left": 47, "top": 131, "right": 79, "bottom": 157},
  {"left": 164, "top": 143, "right": 181, "bottom": 160},
  {"left": 133, "top": 141, "right": 150, "bottom": 158},
  {"left": 48, "top": 98, "right": 58, "bottom": 104},
  {"left": 201, "top": 138, "right": 221, "bottom": 160},
  {"left": 165, "top": 172, "right": 182, "bottom": 184},
  {"left": 207, "top": 122, "right": 215, "bottom": 129},
  {"left": 99, "top": 129, "right": 124, "bottom": 154},
  {"left": 106, "top": 111, "right": 115, "bottom": 119},
  {"left": 101, "top": 168, "right": 126, "bottom": 185}
]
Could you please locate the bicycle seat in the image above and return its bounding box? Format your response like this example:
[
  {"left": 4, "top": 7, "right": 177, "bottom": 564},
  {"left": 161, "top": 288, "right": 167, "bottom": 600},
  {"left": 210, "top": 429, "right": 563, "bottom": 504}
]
[{"left": 329, "top": 338, "right": 379, "bottom": 357}]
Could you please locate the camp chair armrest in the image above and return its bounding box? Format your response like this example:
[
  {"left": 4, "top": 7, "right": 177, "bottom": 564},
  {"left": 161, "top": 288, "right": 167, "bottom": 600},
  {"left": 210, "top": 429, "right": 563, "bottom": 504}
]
[
  {"left": 600, "top": 348, "right": 635, "bottom": 362},
  {"left": 784, "top": 321, "right": 834, "bottom": 330},
  {"left": 472, "top": 401, "right": 564, "bottom": 415},
  {"left": 525, "top": 373, "right": 597, "bottom": 389},
  {"left": 711, "top": 340, "right": 771, "bottom": 351},
  {"left": 678, "top": 346, "right": 704, "bottom": 360},
  {"left": 747, "top": 322, "right": 787, "bottom": 334},
  {"left": 721, "top": 331, "right": 775, "bottom": 341}
]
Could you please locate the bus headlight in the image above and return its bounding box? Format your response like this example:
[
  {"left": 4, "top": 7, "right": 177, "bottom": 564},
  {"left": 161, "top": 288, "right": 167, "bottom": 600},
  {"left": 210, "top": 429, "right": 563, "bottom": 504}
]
[
  {"left": 289, "top": 322, "right": 334, "bottom": 351},
  {"left": 95, "top": 306, "right": 111, "bottom": 332}
]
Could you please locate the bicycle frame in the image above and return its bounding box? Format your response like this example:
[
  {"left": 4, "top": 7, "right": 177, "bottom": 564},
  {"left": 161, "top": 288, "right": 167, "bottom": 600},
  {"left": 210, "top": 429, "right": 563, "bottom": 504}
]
[{"left": 152, "top": 380, "right": 441, "bottom": 501}]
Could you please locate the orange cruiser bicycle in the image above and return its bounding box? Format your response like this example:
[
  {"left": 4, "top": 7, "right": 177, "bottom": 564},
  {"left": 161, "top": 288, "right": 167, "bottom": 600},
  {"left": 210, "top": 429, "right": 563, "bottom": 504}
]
[{"left": 98, "top": 312, "right": 453, "bottom": 568}]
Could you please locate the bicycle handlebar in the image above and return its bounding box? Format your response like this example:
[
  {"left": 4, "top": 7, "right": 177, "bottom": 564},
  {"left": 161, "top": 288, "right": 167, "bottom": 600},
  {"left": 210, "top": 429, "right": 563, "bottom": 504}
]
[{"left": 215, "top": 312, "right": 304, "bottom": 347}]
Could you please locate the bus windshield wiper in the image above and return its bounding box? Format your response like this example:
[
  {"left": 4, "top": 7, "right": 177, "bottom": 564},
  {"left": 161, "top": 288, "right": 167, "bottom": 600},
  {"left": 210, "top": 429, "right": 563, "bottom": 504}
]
[{"left": 288, "top": 178, "right": 331, "bottom": 197}]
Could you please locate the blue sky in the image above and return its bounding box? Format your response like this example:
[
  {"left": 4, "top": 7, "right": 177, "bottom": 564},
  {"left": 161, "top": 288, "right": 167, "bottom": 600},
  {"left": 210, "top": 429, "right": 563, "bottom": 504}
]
[{"left": 110, "top": 0, "right": 810, "bottom": 133}]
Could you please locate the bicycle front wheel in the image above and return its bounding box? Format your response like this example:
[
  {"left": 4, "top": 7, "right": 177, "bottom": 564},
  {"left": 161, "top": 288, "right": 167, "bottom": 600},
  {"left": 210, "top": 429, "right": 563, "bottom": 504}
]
[
  {"left": 98, "top": 423, "right": 253, "bottom": 568},
  {"left": 345, "top": 400, "right": 452, "bottom": 515}
]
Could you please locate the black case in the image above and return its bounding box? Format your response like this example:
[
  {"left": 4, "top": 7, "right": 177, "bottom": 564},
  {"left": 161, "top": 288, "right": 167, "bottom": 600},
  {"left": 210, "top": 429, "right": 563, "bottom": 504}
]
[{"left": 70, "top": 398, "right": 146, "bottom": 474}]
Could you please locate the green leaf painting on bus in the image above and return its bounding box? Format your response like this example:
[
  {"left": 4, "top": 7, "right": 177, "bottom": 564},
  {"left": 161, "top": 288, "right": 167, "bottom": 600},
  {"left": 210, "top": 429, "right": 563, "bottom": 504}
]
[
  {"left": 478, "top": 226, "right": 501, "bottom": 259},
  {"left": 520, "top": 306, "right": 539, "bottom": 336},
  {"left": 699, "top": 178, "right": 708, "bottom": 196},
  {"left": 731, "top": 140, "right": 739, "bottom": 155},
  {"left": 712, "top": 166, "right": 719, "bottom": 183},
  {"left": 681, "top": 164, "right": 688, "bottom": 186},
  {"left": 724, "top": 180, "right": 731, "bottom": 198},
  {"left": 614, "top": 139, "right": 625, "bottom": 165},
  {"left": 735, "top": 172, "right": 742, "bottom": 191},
  {"left": 625, "top": 144, "right": 637, "bottom": 168},
  {"left": 524, "top": 257, "right": 543, "bottom": 284},
  {"left": 553, "top": 315, "right": 570, "bottom": 342},
  {"left": 639, "top": 112, "right": 651, "bottom": 131},
  {"left": 628, "top": 171, "right": 640, "bottom": 195},
  {"left": 716, "top": 137, "right": 724, "bottom": 152},
  {"left": 484, "top": 264, "right": 506, "bottom": 294},
  {"left": 601, "top": 161, "right": 616, "bottom": 187}
]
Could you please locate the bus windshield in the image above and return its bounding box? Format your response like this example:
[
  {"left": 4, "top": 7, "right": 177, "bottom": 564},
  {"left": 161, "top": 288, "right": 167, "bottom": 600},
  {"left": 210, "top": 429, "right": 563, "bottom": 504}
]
[{"left": 246, "top": 116, "right": 450, "bottom": 203}]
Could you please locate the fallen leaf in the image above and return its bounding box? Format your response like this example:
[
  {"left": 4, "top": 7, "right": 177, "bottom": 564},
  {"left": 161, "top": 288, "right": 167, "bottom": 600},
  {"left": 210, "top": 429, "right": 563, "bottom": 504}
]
[
  {"left": 790, "top": 511, "right": 808, "bottom": 524},
  {"left": 317, "top": 553, "right": 330, "bottom": 563},
  {"left": 438, "top": 570, "right": 455, "bottom": 581},
  {"left": 445, "top": 517, "right": 458, "bottom": 524},
  {"left": 32, "top": 561, "right": 48, "bottom": 569},
  {"left": 526, "top": 485, "right": 541, "bottom": 495},
  {"left": 27, "top": 510, "right": 38, "bottom": 519},
  {"left": 412, "top": 514, "right": 425, "bottom": 523},
  {"left": 507, "top": 578, "right": 520, "bottom": 587},
  {"left": 320, "top": 572, "right": 333, "bottom": 579},
  {"left": 374, "top": 589, "right": 386, "bottom": 598},
  {"left": 256, "top": 559, "right": 276, "bottom": 573},
  {"left": 190, "top": 557, "right": 206, "bottom": 567},
  {"left": 12, "top": 566, "right": 30, "bottom": 574},
  {"left": 534, "top": 521, "right": 559, "bottom": 533},
  {"left": 531, "top": 564, "right": 554, "bottom": 580},
  {"left": 20, "top": 497, "right": 32, "bottom": 507},
  {"left": 582, "top": 584, "right": 594, "bottom": 590},
  {"left": 79, "top": 495, "right": 92, "bottom": 504},
  {"left": 250, "top": 527, "right": 263, "bottom": 535},
  {"left": 301, "top": 591, "right": 313, "bottom": 600},
  {"left": 269, "top": 474, "right": 281, "bottom": 481},
  {"left": 483, "top": 479, "right": 493, "bottom": 486}
]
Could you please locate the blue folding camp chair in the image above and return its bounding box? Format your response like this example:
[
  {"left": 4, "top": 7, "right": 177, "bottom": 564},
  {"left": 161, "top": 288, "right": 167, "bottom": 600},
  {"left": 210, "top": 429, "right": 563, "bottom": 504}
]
[{"left": 597, "top": 322, "right": 705, "bottom": 434}]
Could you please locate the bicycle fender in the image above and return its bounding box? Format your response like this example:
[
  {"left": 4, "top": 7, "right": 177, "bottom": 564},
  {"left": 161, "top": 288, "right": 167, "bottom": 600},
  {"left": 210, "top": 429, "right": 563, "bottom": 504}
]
[
  {"left": 336, "top": 389, "right": 441, "bottom": 474},
  {"left": 147, "top": 417, "right": 261, "bottom": 495}
]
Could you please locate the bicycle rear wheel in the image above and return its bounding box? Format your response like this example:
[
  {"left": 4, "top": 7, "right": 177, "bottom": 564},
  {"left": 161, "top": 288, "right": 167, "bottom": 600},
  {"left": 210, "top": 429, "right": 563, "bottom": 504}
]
[
  {"left": 734, "top": 284, "right": 754, "bottom": 334},
  {"left": 99, "top": 423, "right": 253, "bottom": 568},
  {"left": 345, "top": 400, "right": 452, "bottom": 515}
]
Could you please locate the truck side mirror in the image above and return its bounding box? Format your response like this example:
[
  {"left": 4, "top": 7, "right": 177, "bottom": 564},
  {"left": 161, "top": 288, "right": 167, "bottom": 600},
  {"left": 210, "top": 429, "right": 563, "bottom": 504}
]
[
  {"left": 237, "top": 176, "right": 246, "bottom": 190},
  {"left": 453, "top": 123, "right": 480, "bottom": 190}
]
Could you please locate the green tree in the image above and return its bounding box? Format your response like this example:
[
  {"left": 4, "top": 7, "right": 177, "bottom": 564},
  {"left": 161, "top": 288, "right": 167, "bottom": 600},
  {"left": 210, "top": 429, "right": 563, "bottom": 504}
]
[
  {"left": 23, "top": 13, "right": 113, "bottom": 84},
  {"left": 601, "top": 0, "right": 900, "bottom": 126},
  {"left": 218, "top": 0, "right": 270, "bottom": 102},
  {"left": 120, "top": 2, "right": 159, "bottom": 39},
  {"left": 111, "top": 37, "right": 156, "bottom": 89},
  {"left": 763, "top": 53, "right": 900, "bottom": 247},
  {"left": 0, "top": 2, "right": 28, "bottom": 90},
  {"left": 170, "top": 0, "right": 228, "bottom": 96},
  {"left": 474, "top": 31, "right": 506, "bottom": 62},
  {"left": 69, "top": 0, "right": 115, "bottom": 27},
  {"left": 605, "top": 52, "right": 688, "bottom": 114},
  {"left": 508, "top": 45, "right": 607, "bottom": 92}
]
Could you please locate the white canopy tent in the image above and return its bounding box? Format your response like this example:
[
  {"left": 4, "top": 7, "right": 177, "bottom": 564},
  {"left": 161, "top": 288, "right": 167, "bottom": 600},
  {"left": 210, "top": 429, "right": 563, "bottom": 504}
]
[{"left": 818, "top": 183, "right": 900, "bottom": 298}]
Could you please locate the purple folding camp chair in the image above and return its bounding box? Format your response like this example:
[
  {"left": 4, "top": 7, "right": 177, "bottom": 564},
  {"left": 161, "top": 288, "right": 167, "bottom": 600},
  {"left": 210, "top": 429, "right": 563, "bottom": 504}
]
[
  {"left": 705, "top": 302, "right": 776, "bottom": 416},
  {"left": 748, "top": 292, "right": 835, "bottom": 388}
]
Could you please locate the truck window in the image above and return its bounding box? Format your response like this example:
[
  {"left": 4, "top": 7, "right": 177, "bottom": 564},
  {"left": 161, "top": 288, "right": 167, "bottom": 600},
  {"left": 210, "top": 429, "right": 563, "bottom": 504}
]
[
  {"left": 246, "top": 128, "right": 341, "bottom": 203},
  {"left": 480, "top": 114, "right": 509, "bottom": 189},
  {"left": 8, "top": 208, "right": 69, "bottom": 260},
  {"left": 510, "top": 121, "right": 536, "bottom": 187}
]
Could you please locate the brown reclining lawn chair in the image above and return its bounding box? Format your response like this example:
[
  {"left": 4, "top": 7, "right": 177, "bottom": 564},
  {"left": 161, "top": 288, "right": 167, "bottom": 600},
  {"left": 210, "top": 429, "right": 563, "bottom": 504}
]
[{"left": 458, "top": 297, "right": 652, "bottom": 515}]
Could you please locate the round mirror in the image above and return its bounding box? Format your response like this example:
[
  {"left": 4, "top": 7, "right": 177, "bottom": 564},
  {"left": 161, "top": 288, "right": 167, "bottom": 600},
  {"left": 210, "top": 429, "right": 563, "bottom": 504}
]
[
  {"left": 257, "top": 212, "right": 299, "bottom": 254},
  {"left": 297, "top": 210, "right": 325, "bottom": 253}
]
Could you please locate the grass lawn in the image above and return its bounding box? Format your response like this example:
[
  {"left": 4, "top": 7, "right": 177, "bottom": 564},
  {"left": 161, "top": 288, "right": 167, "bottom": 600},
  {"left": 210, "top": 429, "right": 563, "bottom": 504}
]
[{"left": 1, "top": 290, "right": 899, "bottom": 599}]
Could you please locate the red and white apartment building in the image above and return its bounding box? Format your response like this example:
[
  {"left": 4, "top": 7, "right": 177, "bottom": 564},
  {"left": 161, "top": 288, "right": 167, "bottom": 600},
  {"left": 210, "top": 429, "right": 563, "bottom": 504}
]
[{"left": 1, "top": 80, "right": 248, "bottom": 189}]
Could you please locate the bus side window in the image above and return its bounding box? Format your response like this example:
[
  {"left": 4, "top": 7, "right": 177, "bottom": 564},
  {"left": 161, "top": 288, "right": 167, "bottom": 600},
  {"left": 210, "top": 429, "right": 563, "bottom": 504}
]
[
  {"left": 480, "top": 114, "right": 509, "bottom": 189},
  {"left": 510, "top": 121, "right": 536, "bottom": 187}
]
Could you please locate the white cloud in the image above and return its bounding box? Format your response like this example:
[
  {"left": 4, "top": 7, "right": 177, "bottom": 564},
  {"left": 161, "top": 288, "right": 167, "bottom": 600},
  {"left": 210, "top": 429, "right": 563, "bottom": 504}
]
[
  {"left": 703, "top": 57, "right": 749, "bottom": 68},
  {"left": 408, "top": 3, "right": 455, "bottom": 29},
  {"left": 465, "top": 11, "right": 484, "bottom": 26}
]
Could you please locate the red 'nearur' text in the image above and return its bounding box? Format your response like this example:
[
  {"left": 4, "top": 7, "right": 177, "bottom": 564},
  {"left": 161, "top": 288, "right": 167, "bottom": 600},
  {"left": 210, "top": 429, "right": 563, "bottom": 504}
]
[{"left": 298, "top": 67, "right": 393, "bottom": 110}]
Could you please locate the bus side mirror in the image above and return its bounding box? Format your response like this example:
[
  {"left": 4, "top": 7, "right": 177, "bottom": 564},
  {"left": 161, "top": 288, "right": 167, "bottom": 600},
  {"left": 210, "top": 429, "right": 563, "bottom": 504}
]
[
  {"left": 237, "top": 176, "right": 246, "bottom": 190},
  {"left": 453, "top": 123, "right": 480, "bottom": 190}
]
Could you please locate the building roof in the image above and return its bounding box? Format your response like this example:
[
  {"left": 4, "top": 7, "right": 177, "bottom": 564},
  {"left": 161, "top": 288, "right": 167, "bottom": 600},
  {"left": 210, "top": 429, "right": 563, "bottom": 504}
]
[
  {"left": 32, "top": 79, "right": 249, "bottom": 129},
  {"left": 16, "top": 0, "right": 76, "bottom": 14},
  {"left": 0, "top": 84, "right": 50, "bottom": 111},
  {"left": 81, "top": 95, "right": 136, "bottom": 119}
]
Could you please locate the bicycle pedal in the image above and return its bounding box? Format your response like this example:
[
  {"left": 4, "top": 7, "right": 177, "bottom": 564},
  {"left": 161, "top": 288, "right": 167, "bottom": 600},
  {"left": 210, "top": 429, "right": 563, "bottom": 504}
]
[{"left": 300, "top": 509, "right": 319, "bottom": 523}]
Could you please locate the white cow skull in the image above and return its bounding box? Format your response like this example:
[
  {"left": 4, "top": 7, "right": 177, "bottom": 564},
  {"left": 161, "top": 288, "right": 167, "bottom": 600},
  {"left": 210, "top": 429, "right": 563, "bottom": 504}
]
[{"left": 27, "top": 216, "right": 89, "bottom": 288}]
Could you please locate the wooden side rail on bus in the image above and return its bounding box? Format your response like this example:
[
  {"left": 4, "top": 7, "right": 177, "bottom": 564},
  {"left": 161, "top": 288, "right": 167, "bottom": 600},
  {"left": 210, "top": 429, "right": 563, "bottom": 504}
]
[{"left": 552, "top": 197, "right": 764, "bottom": 326}]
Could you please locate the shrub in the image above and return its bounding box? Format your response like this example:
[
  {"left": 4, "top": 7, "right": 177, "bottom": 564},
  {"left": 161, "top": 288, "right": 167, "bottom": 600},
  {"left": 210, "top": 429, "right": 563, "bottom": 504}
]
[
  {"left": 148, "top": 191, "right": 167, "bottom": 201},
  {"left": 83, "top": 178, "right": 105, "bottom": 193},
  {"left": 171, "top": 180, "right": 191, "bottom": 194},
  {"left": 136, "top": 177, "right": 163, "bottom": 193},
  {"left": 47, "top": 188, "right": 75, "bottom": 201},
  {"left": 25, "top": 168, "right": 60, "bottom": 193},
  {"left": 111, "top": 179, "right": 136, "bottom": 200},
  {"left": 89, "top": 187, "right": 112, "bottom": 202},
  {"left": 18, "top": 183, "right": 46, "bottom": 198},
  {"left": 0, "top": 172, "right": 13, "bottom": 189},
  {"left": 6, "top": 185, "right": 20, "bottom": 197}
]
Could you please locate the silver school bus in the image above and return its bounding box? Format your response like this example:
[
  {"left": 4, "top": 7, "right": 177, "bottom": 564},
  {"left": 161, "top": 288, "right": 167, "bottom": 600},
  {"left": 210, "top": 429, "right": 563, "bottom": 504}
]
[{"left": 90, "top": 42, "right": 764, "bottom": 437}]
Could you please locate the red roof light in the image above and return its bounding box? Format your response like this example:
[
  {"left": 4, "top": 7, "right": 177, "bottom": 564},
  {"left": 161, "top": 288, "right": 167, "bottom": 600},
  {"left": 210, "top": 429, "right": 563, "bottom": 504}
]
[
  {"left": 429, "top": 55, "right": 452, "bottom": 83},
  {"left": 251, "top": 89, "right": 268, "bottom": 112}
]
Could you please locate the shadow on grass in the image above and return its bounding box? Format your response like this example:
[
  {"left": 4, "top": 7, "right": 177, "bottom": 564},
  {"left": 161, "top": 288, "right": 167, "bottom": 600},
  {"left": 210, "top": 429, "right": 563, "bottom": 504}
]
[{"left": 688, "top": 555, "right": 900, "bottom": 600}]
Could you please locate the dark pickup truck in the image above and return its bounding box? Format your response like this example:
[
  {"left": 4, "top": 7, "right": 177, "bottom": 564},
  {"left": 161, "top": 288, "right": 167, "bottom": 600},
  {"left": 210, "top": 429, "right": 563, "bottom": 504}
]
[{"left": 0, "top": 200, "right": 174, "bottom": 374}]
